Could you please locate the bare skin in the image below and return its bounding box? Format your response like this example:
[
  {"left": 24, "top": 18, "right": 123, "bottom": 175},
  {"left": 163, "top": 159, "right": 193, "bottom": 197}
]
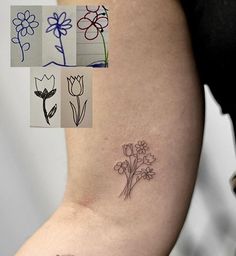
[{"left": 15, "top": 0, "right": 204, "bottom": 255}]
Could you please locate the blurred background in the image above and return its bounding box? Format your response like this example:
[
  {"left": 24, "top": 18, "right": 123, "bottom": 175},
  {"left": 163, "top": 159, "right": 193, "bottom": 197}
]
[{"left": 0, "top": 0, "right": 236, "bottom": 255}]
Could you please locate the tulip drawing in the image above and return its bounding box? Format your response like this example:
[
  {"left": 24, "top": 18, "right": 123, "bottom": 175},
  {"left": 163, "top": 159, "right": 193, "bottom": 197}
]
[
  {"left": 67, "top": 75, "right": 88, "bottom": 127},
  {"left": 114, "top": 141, "right": 157, "bottom": 200},
  {"left": 34, "top": 74, "right": 57, "bottom": 125}
]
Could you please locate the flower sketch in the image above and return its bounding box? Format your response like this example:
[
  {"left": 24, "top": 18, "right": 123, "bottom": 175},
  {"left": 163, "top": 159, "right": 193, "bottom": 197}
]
[
  {"left": 67, "top": 75, "right": 88, "bottom": 127},
  {"left": 77, "top": 5, "right": 109, "bottom": 67},
  {"left": 114, "top": 141, "right": 157, "bottom": 200},
  {"left": 45, "top": 12, "right": 72, "bottom": 66},
  {"left": 34, "top": 74, "right": 57, "bottom": 125},
  {"left": 11, "top": 10, "right": 39, "bottom": 62}
]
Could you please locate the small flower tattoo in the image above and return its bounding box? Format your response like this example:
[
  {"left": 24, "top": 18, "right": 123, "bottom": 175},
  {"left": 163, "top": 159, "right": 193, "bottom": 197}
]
[
  {"left": 135, "top": 140, "right": 148, "bottom": 154},
  {"left": 114, "top": 141, "right": 157, "bottom": 200},
  {"left": 11, "top": 10, "right": 39, "bottom": 62}
]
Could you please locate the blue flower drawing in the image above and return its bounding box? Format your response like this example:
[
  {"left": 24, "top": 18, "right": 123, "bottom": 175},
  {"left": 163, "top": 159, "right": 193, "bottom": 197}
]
[
  {"left": 11, "top": 10, "right": 39, "bottom": 62},
  {"left": 45, "top": 12, "right": 72, "bottom": 66}
]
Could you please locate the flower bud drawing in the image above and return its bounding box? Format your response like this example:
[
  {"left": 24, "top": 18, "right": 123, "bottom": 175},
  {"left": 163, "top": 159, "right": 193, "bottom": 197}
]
[
  {"left": 34, "top": 74, "right": 57, "bottom": 125},
  {"left": 67, "top": 75, "right": 84, "bottom": 96},
  {"left": 67, "top": 75, "right": 88, "bottom": 127},
  {"left": 122, "top": 144, "right": 134, "bottom": 157}
]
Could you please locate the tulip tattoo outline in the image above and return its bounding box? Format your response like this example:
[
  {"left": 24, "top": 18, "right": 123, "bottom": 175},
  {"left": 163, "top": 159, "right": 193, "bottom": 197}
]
[
  {"left": 67, "top": 75, "right": 88, "bottom": 127},
  {"left": 77, "top": 5, "right": 109, "bottom": 67},
  {"left": 114, "top": 141, "right": 157, "bottom": 200},
  {"left": 34, "top": 74, "right": 57, "bottom": 125},
  {"left": 11, "top": 10, "right": 39, "bottom": 62}
]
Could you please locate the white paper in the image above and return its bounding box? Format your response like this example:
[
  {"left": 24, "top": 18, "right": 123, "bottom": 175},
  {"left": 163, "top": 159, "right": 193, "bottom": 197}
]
[
  {"left": 76, "top": 5, "right": 109, "bottom": 67},
  {"left": 30, "top": 67, "right": 92, "bottom": 128},
  {"left": 42, "top": 6, "right": 77, "bottom": 67},
  {"left": 30, "top": 67, "right": 61, "bottom": 127},
  {"left": 11, "top": 6, "right": 42, "bottom": 67}
]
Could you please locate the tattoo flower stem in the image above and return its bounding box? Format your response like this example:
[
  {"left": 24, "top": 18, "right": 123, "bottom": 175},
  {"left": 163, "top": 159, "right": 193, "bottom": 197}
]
[{"left": 114, "top": 141, "right": 157, "bottom": 200}]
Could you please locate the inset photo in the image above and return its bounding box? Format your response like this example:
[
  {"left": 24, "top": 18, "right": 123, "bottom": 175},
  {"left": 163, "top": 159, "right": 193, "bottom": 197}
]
[
  {"left": 77, "top": 5, "right": 109, "bottom": 67},
  {"left": 11, "top": 6, "right": 42, "bottom": 66},
  {"left": 30, "top": 67, "right": 92, "bottom": 128}
]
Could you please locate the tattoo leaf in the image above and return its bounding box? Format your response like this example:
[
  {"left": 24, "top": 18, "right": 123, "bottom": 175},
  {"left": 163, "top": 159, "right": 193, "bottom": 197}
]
[
  {"left": 48, "top": 104, "right": 57, "bottom": 119},
  {"left": 78, "top": 100, "right": 88, "bottom": 125}
]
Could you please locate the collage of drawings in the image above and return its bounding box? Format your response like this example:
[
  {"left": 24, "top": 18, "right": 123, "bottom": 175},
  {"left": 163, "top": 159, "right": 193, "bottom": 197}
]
[{"left": 11, "top": 5, "right": 109, "bottom": 128}]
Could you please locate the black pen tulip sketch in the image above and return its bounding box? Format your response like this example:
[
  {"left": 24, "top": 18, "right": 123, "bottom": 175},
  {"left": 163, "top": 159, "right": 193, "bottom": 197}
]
[
  {"left": 34, "top": 74, "right": 57, "bottom": 125},
  {"left": 67, "top": 75, "right": 88, "bottom": 127},
  {"left": 114, "top": 141, "right": 157, "bottom": 200}
]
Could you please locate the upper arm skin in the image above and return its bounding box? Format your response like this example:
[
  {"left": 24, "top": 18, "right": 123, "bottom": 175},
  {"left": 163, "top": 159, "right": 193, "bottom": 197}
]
[
  {"left": 63, "top": 0, "right": 204, "bottom": 253},
  {"left": 16, "top": 1, "right": 204, "bottom": 256}
]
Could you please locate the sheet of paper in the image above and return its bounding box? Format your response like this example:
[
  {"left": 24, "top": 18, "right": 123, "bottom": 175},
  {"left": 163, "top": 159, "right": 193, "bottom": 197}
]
[
  {"left": 11, "top": 6, "right": 42, "bottom": 67},
  {"left": 30, "top": 67, "right": 61, "bottom": 127},
  {"left": 76, "top": 5, "right": 109, "bottom": 67},
  {"left": 30, "top": 67, "right": 92, "bottom": 128},
  {"left": 42, "top": 6, "right": 77, "bottom": 67},
  {"left": 61, "top": 67, "right": 93, "bottom": 128}
]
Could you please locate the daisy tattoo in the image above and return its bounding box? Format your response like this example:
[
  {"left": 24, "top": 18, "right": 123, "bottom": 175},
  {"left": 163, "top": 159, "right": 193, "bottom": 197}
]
[{"left": 114, "top": 141, "right": 157, "bottom": 200}]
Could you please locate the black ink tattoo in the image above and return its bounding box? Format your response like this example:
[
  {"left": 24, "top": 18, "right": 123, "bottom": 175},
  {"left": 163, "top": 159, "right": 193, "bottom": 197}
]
[
  {"left": 114, "top": 141, "right": 157, "bottom": 200},
  {"left": 67, "top": 75, "right": 88, "bottom": 127},
  {"left": 34, "top": 74, "right": 57, "bottom": 125}
]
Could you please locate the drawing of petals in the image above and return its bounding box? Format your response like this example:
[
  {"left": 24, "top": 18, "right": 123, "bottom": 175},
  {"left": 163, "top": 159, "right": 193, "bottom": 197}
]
[
  {"left": 85, "top": 11, "right": 98, "bottom": 21},
  {"left": 77, "top": 17, "right": 92, "bottom": 30},
  {"left": 17, "top": 12, "right": 25, "bottom": 21},
  {"left": 27, "top": 27, "right": 34, "bottom": 35},
  {"left": 62, "top": 19, "right": 72, "bottom": 26},
  {"left": 16, "top": 25, "right": 23, "bottom": 32},
  {"left": 30, "top": 21, "right": 39, "bottom": 28},
  {"left": 27, "top": 14, "right": 36, "bottom": 23},
  {"left": 48, "top": 17, "right": 57, "bottom": 25},
  {"left": 53, "top": 29, "right": 61, "bottom": 38},
  {"left": 96, "top": 16, "right": 109, "bottom": 29},
  {"left": 60, "top": 28, "right": 67, "bottom": 36},
  {"left": 58, "top": 12, "right": 66, "bottom": 24},
  {"left": 35, "top": 75, "right": 55, "bottom": 92},
  {"left": 21, "top": 28, "right": 27, "bottom": 37},
  {"left": 46, "top": 24, "right": 57, "bottom": 32},
  {"left": 86, "top": 6, "right": 100, "bottom": 13},
  {"left": 85, "top": 25, "right": 99, "bottom": 40},
  {"left": 24, "top": 10, "right": 30, "bottom": 19},
  {"left": 61, "top": 24, "right": 72, "bottom": 30},
  {"left": 12, "top": 18, "right": 21, "bottom": 26},
  {"left": 53, "top": 12, "right": 58, "bottom": 19}
]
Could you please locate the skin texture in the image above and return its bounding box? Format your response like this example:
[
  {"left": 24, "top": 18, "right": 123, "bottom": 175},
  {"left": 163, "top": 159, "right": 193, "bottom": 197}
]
[{"left": 15, "top": 0, "right": 204, "bottom": 255}]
